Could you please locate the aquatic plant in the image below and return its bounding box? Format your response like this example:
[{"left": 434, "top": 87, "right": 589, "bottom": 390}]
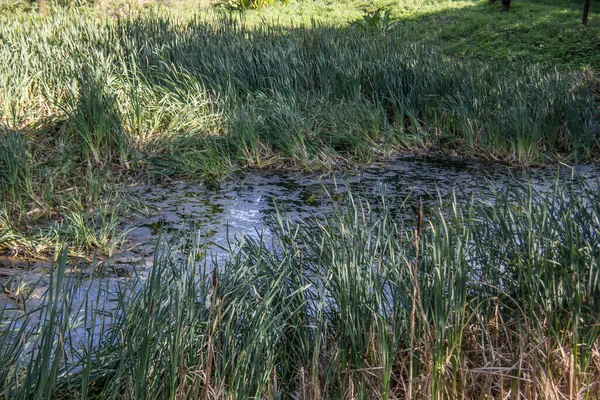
[
  {"left": 0, "top": 178, "right": 598, "bottom": 399},
  {"left": 1, "top": 10, "right": 598, "bottom": 258}
]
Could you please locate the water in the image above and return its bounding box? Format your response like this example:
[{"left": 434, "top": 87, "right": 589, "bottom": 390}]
[
  {"left": 1, "top": 156, "right": 598, "bottom": 311},
  {"left": 120, "top": 155, "right": 598, "bottom": 264}
]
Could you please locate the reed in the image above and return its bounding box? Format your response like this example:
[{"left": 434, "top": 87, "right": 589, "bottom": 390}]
[
  {"left": 1, "top": 177, "right": 598, "bottom": 399},
  {"left": 1, "top": 12, "right": 597, "bottom": 172},
  {"left": 1, "top": 10, "right": 598, "bottom": 258}
]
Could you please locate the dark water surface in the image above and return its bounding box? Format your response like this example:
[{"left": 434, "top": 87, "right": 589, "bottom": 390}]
[
  {"left": 1, "top": 156, "right": 598, "bottom": 312},
  {"left": 122, "top": 156, "right": 598, "bottom": 264}
]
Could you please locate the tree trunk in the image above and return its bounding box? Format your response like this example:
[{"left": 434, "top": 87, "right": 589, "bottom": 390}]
[
  {"left": 582, "top": 0, "right": 591, "bottom": 25},
  {"left": 501, "top": 0, "right": 510, "bottom": 12}
]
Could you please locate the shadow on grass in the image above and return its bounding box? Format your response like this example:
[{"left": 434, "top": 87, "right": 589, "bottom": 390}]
[
  {"left": 365, "top": 0, "right": 600, "bottom": 68},
  {"left": 107, "top": 12, "right": 599, "bottom": 172},
  {"left": 1, "top": 5, "right": 599, "bottom": 256}
]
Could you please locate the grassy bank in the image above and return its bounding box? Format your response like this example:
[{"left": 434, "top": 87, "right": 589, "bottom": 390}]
[
  {"left": 1, "top": 179, "right": 599, "bottom": 398},
  {"left": 244, "top": 0, "right": 600, "bottom": 69},
  {"left": 4, "top": 0, "right": 599, "bottom": 68},
  {"left": 1, "top": 6, "right": 599, "bottom": 257}
]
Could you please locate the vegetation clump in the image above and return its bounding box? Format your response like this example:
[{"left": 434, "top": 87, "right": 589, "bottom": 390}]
[
  {"left": 1, "top": 180, "right": 599, "bottom": 398},
  {"left": 1, "top": 4, "right": 598, "bottom": 256}
]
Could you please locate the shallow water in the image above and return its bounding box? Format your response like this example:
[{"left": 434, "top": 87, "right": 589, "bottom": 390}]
[
  {"left": 120, "top": 155, "right": 599, "bottom": 263},
  {"left": 1, "top": 155, "right": 598, "bottom": 312}
]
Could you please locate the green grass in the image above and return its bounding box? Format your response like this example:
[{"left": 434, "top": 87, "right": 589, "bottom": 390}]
[
  {"left": 3, "top": 0, "right": 600, "bottom": 69},
  {"left": 0, "top": 1, "right": 599, "bottom": 259},
  {"left": 240, "top": 0, "right": 600, "bottom": 69},
  {"left": 0, "top": 178, "right": 599, "bottom": 398},
  {"left": 1, "top": 3, "right": 599, "bottom": 397}
]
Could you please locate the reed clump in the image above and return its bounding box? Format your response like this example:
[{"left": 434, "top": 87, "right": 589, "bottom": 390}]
[
  {"left": 1, "top": 178, "right": 598, "bottom": 399},
  {"left": 2, "top": 12, "right": 597, "bottom": 171},
  {"left": 1, "top": 10, "right": 598, "bottom": 257}
]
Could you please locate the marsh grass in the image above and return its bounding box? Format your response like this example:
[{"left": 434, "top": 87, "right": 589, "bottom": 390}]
[
  {"left": 0, "top": 178, "right": 598, "bottom": 399},
  {"left": 1, "top": 6, "right": 599, "bottom": 256},
  {"left": 2, "top": 11, "right": 598, "bottom": 168}
]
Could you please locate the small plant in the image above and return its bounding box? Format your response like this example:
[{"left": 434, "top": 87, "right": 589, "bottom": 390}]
[
  {"left": 351, "top": 8, "right": 398, "bottom": 33},
  {"left": 215, "top": 0, "right": 283, "bottom": 10}
]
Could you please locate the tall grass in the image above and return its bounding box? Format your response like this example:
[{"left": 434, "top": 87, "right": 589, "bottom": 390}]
[
  {"left": 1, "top": 177, "right": 598, "bottom": 398},
  {"left": 1, "top": 11, "right": 598, "bottom": 169},
  {"left": 216, "top": 0, "right": 285, "bottom": 10},
  {"left": 1, "top": 9, "right": 598, "bottom": 255}
]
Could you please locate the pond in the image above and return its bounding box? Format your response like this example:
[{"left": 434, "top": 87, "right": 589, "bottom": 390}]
[
  {"left": 1, "top": 155, "right": 598, "bottom": 312},
  {"left": 121, "top": 155, "right": 598, "bottom": 263}
]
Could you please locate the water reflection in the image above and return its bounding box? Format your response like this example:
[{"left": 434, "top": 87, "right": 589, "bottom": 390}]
[{"left": 124, "top": 156, "right": 599, "bottom": 265}]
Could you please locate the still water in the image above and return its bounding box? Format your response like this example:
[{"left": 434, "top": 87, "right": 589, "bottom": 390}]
[{"left": 1, "top": 156, "right": 598, "bottom": 311}]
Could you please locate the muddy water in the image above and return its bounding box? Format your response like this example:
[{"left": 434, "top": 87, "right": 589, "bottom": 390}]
[{"left": 1, "top": 156, "right": 599, "bottom": 312}]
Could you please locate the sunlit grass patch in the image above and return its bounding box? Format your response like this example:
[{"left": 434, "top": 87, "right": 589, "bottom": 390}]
[{"left": 242, "top": 0, "right": 600, "bottom": 68}]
